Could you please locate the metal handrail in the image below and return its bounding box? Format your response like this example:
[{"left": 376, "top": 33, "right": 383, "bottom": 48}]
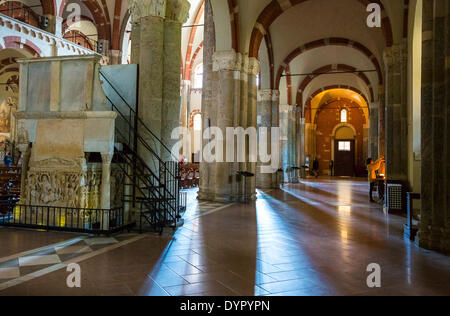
[{"left": 99, "top": 71, "right": 178, "bottom": 162}]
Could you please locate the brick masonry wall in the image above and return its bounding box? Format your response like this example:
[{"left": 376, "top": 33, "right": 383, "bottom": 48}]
[{"left": 315, "top": 100, "right": 367, "bottom": 176}]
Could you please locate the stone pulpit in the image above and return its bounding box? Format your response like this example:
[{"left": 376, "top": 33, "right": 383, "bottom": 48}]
[{"left": 14, "top": 55, "right": 116, "bottom": 213}]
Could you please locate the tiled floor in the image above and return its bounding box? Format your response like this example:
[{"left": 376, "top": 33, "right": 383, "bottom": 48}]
[{"left": 0, "top": 179, "right": 449, "bottom": 296}]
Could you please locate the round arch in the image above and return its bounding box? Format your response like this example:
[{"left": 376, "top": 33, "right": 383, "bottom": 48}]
[
  {"left": 248, "top": 0, "right": 393, "bottom": 58},
  {"left": 59, "top": 0, "right": 110, "bottom": 45},
  {"left": 295, "top": 64, "right": 375, "bottom": 107},
  {"left": 275, "top": 37, "right": 383, "bottom": 90}
]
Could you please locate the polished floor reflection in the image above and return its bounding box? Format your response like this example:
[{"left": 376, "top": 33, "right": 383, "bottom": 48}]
[{"left": 0, "top": 179, "right": 449, "bottom": 296}]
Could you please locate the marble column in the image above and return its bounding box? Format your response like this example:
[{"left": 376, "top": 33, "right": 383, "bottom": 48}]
[
  {"left": 384, "top": 44, "right": 408, "bottom": 180},
  {"left": 256, "top": 89, "right": 273, "bottom": 189},
  {"left": 161, "top": 0, "right": 190, "bottom": 162},
  {"left": 101, "top": 153, "right": 113, "bottom": 230}
]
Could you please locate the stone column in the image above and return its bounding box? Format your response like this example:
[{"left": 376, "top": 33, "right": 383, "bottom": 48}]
[
  {"left": 198, "top": 0, "right": 215, "bottom": 201},
  {"left": 417, "top": 0, "right": 450, "bottom": 252},
  {"left": 130, "top": 22, "right": 141, "bottom": 64},
  {"left": 280, "top": 104, "right": 290, "bottom": 181},
  {"left": 161, "top": 0, "right": 190, "bottom": 162},
  {"left": 246, "top": 58, "right": 259, "bottom": 199},
  {"left": 369, "top": 102, "right": 379, "bottom": 159},
  {"left": 378, "top": 86, "right": 386, "bottom": 157},
  {"left": 418, "top": 0, "right": 434, "bottom": 248},
  {"left": 298, "top": 117, "right": 306, "bottom": 168},
  {"left": 256, "top": 89, "right": 273, "bottom": 189},
  {"left": 101, "top": 153, "right": 113, "bottom": 230},
  {"left": 384, "top": 44, "right": 408, "bottom": 180},
  {"left": 288, "top": 105, "right": 298, "bottom": 169},
  {"left": 180, "top": 79, "right": 191, "bottom": 159},
  {"left": 109, "top": 50, "right": 122, "bottom": 65},
  {"left": 17, "top": 144, "right": 30, "bottom": 202},
  {"left": 129, "top": 0, "right": 166, "bottom": 169},
  {"left": 272, "top": 91, "right": 281, "bottom": 187},
  {"left": 363, "top": 123, "right": 369, "bottom": 163},
  {"left": 212, "top": 50, "right": 240, "bottom": 202}
]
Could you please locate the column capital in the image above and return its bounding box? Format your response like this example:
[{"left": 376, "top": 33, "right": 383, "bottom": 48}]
[
  {"left": 101, "top": 153, "right": 114, "bottom": 164},
  {"left": 166, "top": 0, "right": 190, "bottom": 23},
  {"left": 212, "top": 50, "right": 238, "bottom": 72},
  {"left": 272, "top": 90, "right": 280, "bottom": 102},
  {"left": 248, "top": 57, "right": 260, "bottom": 76},
  {"left": 128, "top": 0, "right": 166, "bottom": 23},
  {"left": 257, "top": 89, "right": 273, "bottom": 101}
]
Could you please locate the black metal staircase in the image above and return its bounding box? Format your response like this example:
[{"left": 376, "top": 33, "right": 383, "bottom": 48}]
[{"left": 100, "top": 70, "right": 185, "bottom": 233}]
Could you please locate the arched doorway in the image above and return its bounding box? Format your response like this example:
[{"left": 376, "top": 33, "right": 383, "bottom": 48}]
[{"left": 334, "top": 125, "right": 356, "bottom": 177}]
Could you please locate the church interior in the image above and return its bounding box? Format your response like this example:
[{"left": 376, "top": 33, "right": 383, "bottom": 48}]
[{"left": 0, "top": 0, "right": 449, "bottom": 297}]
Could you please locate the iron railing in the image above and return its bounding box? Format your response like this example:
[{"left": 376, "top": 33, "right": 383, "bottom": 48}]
[
  {"left": 0, "top": 202, "right": 133, "bottom": 235},
  {"left": 0, "top": 2, "right": 45, "bottom": 29},
  {"left": 99, "top": 70, "right": 185, "bottom": 232},
  {"left": 63, "top": 32, "right": 102, "bottom": 53}
]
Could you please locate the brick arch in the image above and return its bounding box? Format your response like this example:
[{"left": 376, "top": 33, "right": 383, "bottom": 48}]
[
  {"left": 186, "top": 41, "right": 204, "bottom": 81},
  {"left": 304, "top": 88, "right": 369, "bottom": 123},
  {"left": 41, "top": 0, "right": 56, "bottom": 16},
  {"left": 248, "top": 0, "right": 393, "bottom": 58},
  {"left": 59, "top": 0, "right": 110, "bottom": 45},
  {"left": 296, "top": 64, "right": 375, "bottom": 108},
  {"left": 311, "top": 97, "right": 367, "bottom": 126},
  {"left": 275, "top": 37, "right": 383, "bottom": 90},
  {"left": 227, "top": 0, "right": 239, "bottom": 52},
  {"left": 2, "top": 36, "right": 41, "bottom": 56},
  {"left": 184, "top": 0, "right": 204, "bottom": 80}
]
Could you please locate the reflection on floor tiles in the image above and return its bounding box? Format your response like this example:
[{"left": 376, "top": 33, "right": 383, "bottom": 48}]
[{"left": 1, "top": 180, "right": 450, "bottom": 296}]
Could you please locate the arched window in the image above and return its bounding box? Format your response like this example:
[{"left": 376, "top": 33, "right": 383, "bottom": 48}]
[
  {"left": 193, "top": 64, "right": 203, "bottom": 89},
  {"left": 340, "top": 109, "right": 348, "bottom": 123},
  {"left": 193, "top": 113, "right": 202, "bottom": 131}
]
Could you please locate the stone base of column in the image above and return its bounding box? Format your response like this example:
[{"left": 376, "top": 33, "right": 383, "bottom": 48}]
[
  {"left": 256, "top": 166, "right": 274, "bottom": 189},
  {"left": 415, "top": 226, "right": 431, "bottom": 249}
]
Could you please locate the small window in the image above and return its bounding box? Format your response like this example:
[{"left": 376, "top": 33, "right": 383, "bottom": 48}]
[
  {"left": 340, "top": 109, "right": 348, "bottom": 123},
  {"left": 193, "top": 64, "right": 203, "bottom": 89},
  {"left": 193, "top": 113, "right": 202, "bottom": 131},
  {"left": 338, "top": 141, "right": 351, "bottom": 151}
]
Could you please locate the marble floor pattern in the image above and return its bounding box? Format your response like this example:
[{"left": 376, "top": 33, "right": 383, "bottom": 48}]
[{"left": 0, "top": 179, "right": 449, "bottom": 296}]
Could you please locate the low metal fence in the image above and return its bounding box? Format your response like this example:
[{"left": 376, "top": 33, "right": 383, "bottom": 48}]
[{"left": 0, "top": 203, "right": 134, "bottom": 235}]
